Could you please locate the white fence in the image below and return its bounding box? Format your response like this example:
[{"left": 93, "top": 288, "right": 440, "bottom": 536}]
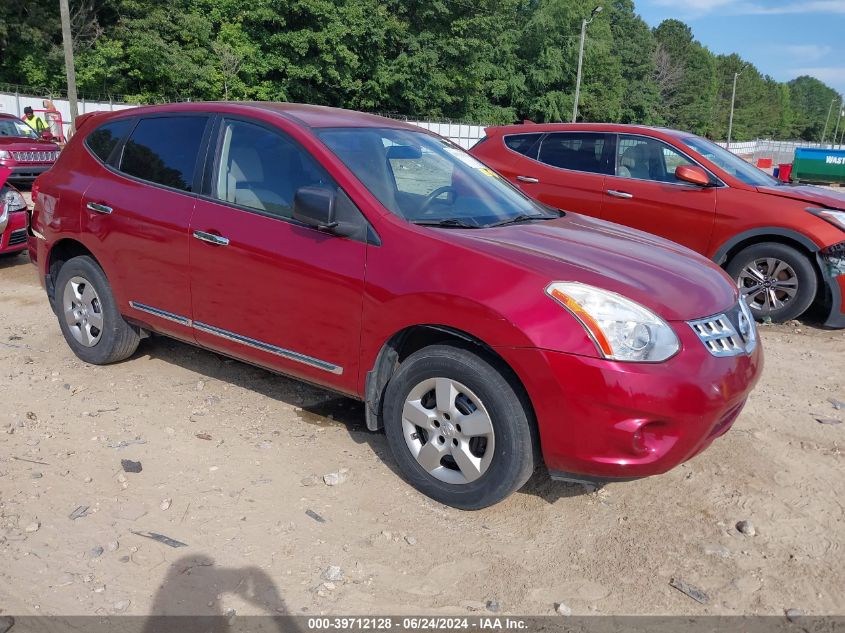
[
  {"left": 717, "top": 139, "right": 845, "bottom": 165},
  {"left": 0, "top": 90, "right": 488, "bottom": 149},
  {"left": 0, "top": 91, "right": 136, "bottom": 139}
]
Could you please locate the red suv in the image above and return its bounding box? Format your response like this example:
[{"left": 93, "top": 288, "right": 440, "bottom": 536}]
[
  {"left": 0, "top": 113, "right": 61, "bottom": 183},
  {"left": 470, "top": 123, "right": 845, "bottom": 327},
  {"left": 29, "top": 103, "right": 762, "bottom": 508}
]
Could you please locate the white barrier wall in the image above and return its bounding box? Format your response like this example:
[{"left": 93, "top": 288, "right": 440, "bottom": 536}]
[{"left": 0, "top": 91, "right": 487, "bottom": 148}]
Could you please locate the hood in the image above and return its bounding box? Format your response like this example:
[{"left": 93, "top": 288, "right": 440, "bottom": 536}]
[
  {"left": 453, "top": 213, "right": 738, "bottom": 321},
  {"left": 756, "top": 184, "right": 845, "bottom": 211},
  {"left": 0, "top": 136, "right": 59, "bottom": 151}
]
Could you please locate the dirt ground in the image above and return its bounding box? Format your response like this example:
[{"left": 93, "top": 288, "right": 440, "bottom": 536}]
[{"left": 1, "top": 234, "right": 844, "bottom": 618}]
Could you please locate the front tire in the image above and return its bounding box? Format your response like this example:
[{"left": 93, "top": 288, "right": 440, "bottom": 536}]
[
  {"left": 382, "top": 344, "right": 537, "bottom": 510},
  {"left": 726, "top": 242, "right": 817, "bottom": 323},
  {"left": 54, "top": 256, "right": 140, "bottom": 364}
]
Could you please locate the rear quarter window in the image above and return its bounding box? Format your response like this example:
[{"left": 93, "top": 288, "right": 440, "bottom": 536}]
[
  {"left": 504, "top": 134, "right": 542, "bottom": 158},
  {"left": 118, "top": 116, "right": 208, "bottom": 192},
  {"left": 85, "top": 119, "right": 134, "bottom": 163}
]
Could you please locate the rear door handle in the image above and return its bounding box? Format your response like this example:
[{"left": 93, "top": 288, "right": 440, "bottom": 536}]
[
  {"left": 86, "top": 201, "right": 113, "bottom": 214},
  {"left": 516, "top": 176, "right": 539, "bottom": 183},
  {"left": 607, "top": 190, "right": 634, "bottom": 199},
  {"left": 193, "top": 230, "right": 230, "bottom": 246}
]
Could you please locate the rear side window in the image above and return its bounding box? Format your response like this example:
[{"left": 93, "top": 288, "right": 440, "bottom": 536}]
[
  {"left": 538, "top": 132, "right": 615, "bottom": 175},
  {"left": 119, "top": 116, "right": 208, "bottom": 192},
  {"left": 504, "top": 134, "right": 542, "bottom": 157},
  {"left": 85, "top": 119, "right": 133, "bottom": 163}
]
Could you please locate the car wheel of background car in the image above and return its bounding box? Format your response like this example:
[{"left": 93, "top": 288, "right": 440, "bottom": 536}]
[
  {"left": 726, "top": 242, "right": 817, "bottom": 323},
  {"left": 55, "top": 256, "right": 140, "bottom": 364},
  {"left": 382, "top": 344, "right": 537, "bottom": 510}
]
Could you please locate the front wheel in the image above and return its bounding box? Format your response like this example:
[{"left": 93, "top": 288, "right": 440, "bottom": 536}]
[
  {"left": 54, "top": 255, "right": 140, "bottom": 364},
  {"left": 726, "top": 242, "right": 817, "bottom": 323},
  {"left": 382, "top": 345, "right": 537, "bottom": 510}
]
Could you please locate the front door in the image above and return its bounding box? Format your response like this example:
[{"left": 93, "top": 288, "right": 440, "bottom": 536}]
[
  {"left": 602, "top": 134, "right": 717, "bottom": 253},
  {"left": 188, "top": 117, "right": 368, "bottom": 394}
]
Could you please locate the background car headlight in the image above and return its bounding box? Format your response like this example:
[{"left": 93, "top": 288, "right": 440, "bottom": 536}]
[
  {"left": 2, "top": 188, "right": 27, "bottom": 212},
  {"left": 546, "top": 281, "right": 680, "bottom": 362},
  {"left": 0, "top": 150, "right": 9, "bottom": 159}
]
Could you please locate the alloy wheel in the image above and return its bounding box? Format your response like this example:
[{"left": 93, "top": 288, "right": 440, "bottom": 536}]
[
  {"left": 737, "top": 257, "right": 798, "bottom": 315},
  {"left": 401, "top": 377, "right": 496, "bottom": 485},
  {"left": 62, "top": 276, "right": 104, "bottom": 347}
]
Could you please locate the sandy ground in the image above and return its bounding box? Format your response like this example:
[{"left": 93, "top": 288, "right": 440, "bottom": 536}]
[{"left": 1, "top": 226, "right": 844, "bottom": 619}]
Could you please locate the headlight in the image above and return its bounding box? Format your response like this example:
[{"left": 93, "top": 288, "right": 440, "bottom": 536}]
[
  {"left": 807, "top": 207, "right": 845, "bottom": 232},
  {"left": 0, "top": 150, "right": 9, "bottom": 159},
  {"left": 2, "top": 188, "right": 26, "bottom": 212},
  {"left": 546, "top": 281, "right": 680, "bottom": 362}
]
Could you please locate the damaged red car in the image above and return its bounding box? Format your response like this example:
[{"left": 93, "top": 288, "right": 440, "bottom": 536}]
[{"left": 29, "top": 103, "right": 762, "bottom": 508}]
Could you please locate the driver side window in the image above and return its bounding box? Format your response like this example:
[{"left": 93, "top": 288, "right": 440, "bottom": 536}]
[
  {"left": 213, "top": 119, "right": 333, "bottom": 218},
  {"left": 616, "top": 135, "right": 695, "bottom": 184}
]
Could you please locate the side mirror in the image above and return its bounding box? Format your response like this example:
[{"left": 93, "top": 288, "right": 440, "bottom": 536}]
[
  {"left": 41, "top": 130, "right": 53, "bottom": 140},
  {"left": 675, "top": 165, "right": 711, "bottom": 187},
  {"left": 293, "top": 186, "right": 338, "bottom": 231}
]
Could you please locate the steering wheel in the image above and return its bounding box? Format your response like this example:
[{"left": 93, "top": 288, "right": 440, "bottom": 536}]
[{"left": 418, "top": 186, "right": 457, "bottom": 215}]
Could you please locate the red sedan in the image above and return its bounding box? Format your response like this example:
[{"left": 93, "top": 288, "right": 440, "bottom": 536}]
[
  {"left": 29, "top": 104, "right": 762, "bottom": 508},
  {"left": 470, "top": 123, "right": 845, "bottom": 326},
  {"left": 0, "top": 167, "right": 29, "bottom": 257}
]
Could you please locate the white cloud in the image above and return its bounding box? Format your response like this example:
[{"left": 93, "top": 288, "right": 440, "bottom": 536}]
[
  {"left": 784, "top": 45, "right": 833, "bottom": 62},
  {"left": 790, "top": 67, "right": 845, "bottom": 84},
  {"left": 649, "top": 0, "right": 845, "bottom": 17}
]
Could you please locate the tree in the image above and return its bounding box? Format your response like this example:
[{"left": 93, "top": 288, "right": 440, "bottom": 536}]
[{"left": 789, "top": 75, "right": 842, "bottom": 141}]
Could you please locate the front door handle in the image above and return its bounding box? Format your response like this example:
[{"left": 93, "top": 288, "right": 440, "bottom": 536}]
[
  {"left": 193, "top": 230, "right": 230, "bottom": 246},
  {"left": 516, "top": 175, "right": 540, "bottom": 183},
  {"left": 86, "top": 201, "right": 113, "bottom": 214},
  {"left": 607, "top": 190, "right": 634, "bottom": 199}
]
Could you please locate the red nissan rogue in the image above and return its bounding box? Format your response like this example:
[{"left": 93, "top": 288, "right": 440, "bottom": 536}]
[
  {"left": 470, "top": 123, "right": 845, "bottom": 327},
  {"left": 29, "top": 103, "right": 762, "bottom": 509}
]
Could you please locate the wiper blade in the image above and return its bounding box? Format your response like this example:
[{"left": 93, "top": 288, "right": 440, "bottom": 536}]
[
  {"left": 486, "top": 213, "right": 557, "bottom": 228},
  {"left": 411, "top": 218, "right": 481, "bottom": 229}
]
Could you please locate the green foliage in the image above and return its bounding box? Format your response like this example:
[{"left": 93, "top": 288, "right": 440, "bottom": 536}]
[{"left": 0, "top": 0, "right": 840, "bottom": 138}]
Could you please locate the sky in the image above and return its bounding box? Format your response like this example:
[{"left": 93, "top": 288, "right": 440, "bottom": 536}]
[{"left": 635, "top": 0, "right": 845, "bottom": 97}]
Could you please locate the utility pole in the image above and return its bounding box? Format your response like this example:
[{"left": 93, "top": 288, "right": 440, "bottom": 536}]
[
  {"left": 571, "top": 5, "right": 602, "bottom": 123},
  {"left": 820, "top": 97, "right": 836, "bottom": 143},
  {"left": 59, "top": 0, "right": 79, "bottom": 132},
  {"left": 726, "top": 64, "right": 748, "bottom": 151}
]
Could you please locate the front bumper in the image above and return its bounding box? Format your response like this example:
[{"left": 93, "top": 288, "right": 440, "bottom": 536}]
[
  {"left": 500, "top": 324, "right": 763, "bottom": 480},
  {"left": 0, "top": 210, "right": 28, "bottom": 254},
  {"left": 1, "top": 164, "right": 52, "bottom": 182}
]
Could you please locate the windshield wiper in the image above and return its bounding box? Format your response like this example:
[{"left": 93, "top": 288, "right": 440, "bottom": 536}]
[
  {"left": 411, "top": 218, "right": 482, "bottom": 229},
  {"left": 486, "top": 213, "right": 557, "bottom": 228}
]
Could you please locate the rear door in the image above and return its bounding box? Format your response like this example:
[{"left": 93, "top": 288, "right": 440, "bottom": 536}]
[
  {"left": 188, "top": 116, "right": 368, "bottom": 394},
  {"left": 80, "top": 114, "right": 211, "bottom": 340},
  {"left": 505, "top": 131, "right": 613, "bottom": 216},
  {"left": 602, "top": 134, "right": 717, "bottom": 253}
]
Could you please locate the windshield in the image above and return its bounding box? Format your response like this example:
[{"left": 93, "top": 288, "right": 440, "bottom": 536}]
[
  {"left": 317, "top": 127, "right": 555, "bottom": 227},
  {"left": 680, "top": 135, "right": 778, "bottom": 187},
  {"left": 0, "top": 119, "right": 39, "bottom": 139}
]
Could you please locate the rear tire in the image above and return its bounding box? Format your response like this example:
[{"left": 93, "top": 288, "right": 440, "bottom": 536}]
[
  {"left": 382, "top": 344, "right": 536, "bottom": 510},
  {"left": 726, "top": 242, "right": 817, "bottom": 323},
  {"left": 54, "top": 256, "right": 140, "bottom": 364}
]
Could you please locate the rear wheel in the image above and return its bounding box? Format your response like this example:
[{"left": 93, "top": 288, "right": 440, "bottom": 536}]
[
  {"left": 55, "top": 256, "right": 140, "bottom": 364},
  {"left": 726, "top": 242, "right": 817, "bottom": 323},
  {"left": 382, "top": 344, "right": 536, "bottom": 510}
]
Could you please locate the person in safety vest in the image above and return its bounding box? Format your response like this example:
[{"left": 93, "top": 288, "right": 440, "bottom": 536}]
[{"left": 21, "top": 106, "right": 47, "bottom": 134}]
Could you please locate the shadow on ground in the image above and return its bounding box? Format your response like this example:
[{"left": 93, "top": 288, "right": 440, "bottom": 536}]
[{"left": 140, "top": 555, "right": 298, "bottom": 633}]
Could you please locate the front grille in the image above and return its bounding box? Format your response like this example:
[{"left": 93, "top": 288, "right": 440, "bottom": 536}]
[
  {"left": 689, "top": 300, "right": 757, "bottom": 357},
  {"left": 7, "top": 229, "right": 27, "bottom": 247},
  {"left": 11, "top": 151, "right": 55, "bottom": 163}
]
